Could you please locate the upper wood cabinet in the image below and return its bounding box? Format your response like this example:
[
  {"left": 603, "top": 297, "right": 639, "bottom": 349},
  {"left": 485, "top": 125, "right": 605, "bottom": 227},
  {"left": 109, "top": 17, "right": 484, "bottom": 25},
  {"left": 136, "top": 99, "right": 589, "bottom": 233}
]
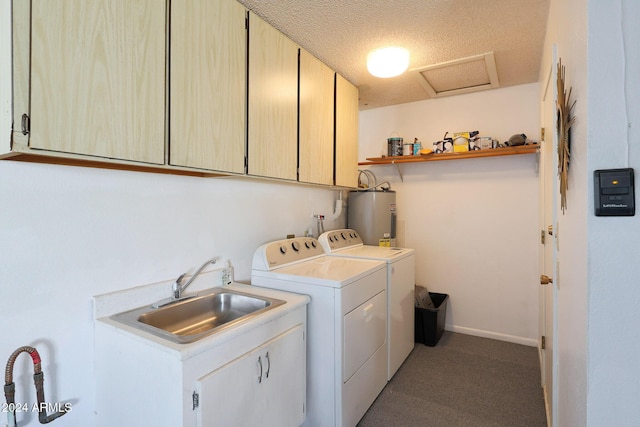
[
  {"left": 28, "top": 0, "right": 166, "bottom": 164},
  {"left": 169, "top": 0, "right": 246, "bottom": 173},
  {"left": 7, "top": 1, "right": 361, "bottom": 186},
  {"left": 335, "top": 74, "right": 359, "bottom": 188},
  {"left": 298, "top": 49, "right": 335, "bottom": 186},
  {"left": 247, "top": 12, "right": 298, "bottom": 181}
]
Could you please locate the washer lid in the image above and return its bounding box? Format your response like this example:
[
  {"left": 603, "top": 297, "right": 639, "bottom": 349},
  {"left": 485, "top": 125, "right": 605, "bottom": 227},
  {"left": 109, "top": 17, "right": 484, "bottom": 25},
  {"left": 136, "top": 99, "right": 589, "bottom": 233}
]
[
  {"left": 327, "top": 245, "right": 414, "bottom": 262},
  {"left": 252, "top": 256, "right": 385, "bottom": 288}
]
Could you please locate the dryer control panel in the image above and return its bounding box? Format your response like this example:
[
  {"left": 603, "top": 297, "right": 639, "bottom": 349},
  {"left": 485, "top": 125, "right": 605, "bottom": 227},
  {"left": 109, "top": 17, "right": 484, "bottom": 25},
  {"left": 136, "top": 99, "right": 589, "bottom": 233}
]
[
  {"left": 318, "top": 229, "right": 363, "bottom": 252},
  {"left": 252, "top": 237, "right": 324, "bottom": 270}
]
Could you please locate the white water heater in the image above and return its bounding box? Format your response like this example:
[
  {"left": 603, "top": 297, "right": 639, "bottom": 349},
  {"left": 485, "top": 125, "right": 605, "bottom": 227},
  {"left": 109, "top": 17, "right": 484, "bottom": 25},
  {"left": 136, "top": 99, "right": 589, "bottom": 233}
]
[{"left": 347, "top": 190, "right": 397, "bottom": 246}]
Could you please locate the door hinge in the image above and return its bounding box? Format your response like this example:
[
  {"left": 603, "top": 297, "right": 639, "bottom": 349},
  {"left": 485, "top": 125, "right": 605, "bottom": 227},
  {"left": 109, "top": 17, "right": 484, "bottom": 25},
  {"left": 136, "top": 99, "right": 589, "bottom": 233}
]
[
  {"left": 540, "top": 274, "right": 553, "bottom": 285},
  {"left": 547, "top": 225, "right": 553, "bottom": 236},
  {"left": 541, "top": 335, "right": 546, "bottom": 350},
  {"left": 192, "top": 391, "right": 199, "bottom": 410},
  {"left": 21, "top": 113, "right": 30, "bottom": 135},
  {"left": 540, "top": 229, "right": 545, "bottom": 244}
]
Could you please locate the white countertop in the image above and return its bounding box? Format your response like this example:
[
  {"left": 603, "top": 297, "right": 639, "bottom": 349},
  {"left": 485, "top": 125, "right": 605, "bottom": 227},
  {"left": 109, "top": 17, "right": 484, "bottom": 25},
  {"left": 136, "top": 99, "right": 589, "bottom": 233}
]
[{"left": 94, "top": 279, "right": 309, "bottom": 360}]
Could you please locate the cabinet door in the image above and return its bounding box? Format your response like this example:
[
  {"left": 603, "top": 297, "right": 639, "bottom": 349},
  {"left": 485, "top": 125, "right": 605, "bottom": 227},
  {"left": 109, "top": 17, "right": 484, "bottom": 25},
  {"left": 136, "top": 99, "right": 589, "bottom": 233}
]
[
  {"left": 170, "top": 0, "right": 246, "bottom": 173},
  {"left": 247, "top": 12, "right": 298, "bottom": 180},
  {"left": 196, "top": 324, "right": 305, "bottom": 427},
  {"left": 30, "top": 0, "right": 165, "bottom": 164},
  {"left": 299, "top": 50, "right": 334, "bottom": 186},
  {"left": 262, "top": 324, "right": 306, "bottom": 427},
  {"left": 335, "top": 74, "right": 359, "bottom": 188},
  {"left": 197, "top": 345, "right": 263, "bottom": 427}
]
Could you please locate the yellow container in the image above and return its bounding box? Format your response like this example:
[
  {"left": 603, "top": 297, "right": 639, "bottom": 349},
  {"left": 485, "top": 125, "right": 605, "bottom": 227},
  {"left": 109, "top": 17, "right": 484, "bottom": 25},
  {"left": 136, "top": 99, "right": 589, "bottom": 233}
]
[{"left": 453, "top": 136, "right": 469, "bottom": 152}]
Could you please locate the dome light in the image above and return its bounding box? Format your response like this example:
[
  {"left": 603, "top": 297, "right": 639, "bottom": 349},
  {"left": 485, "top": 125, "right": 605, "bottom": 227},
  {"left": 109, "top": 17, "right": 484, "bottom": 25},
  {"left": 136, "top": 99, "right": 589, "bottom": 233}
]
[{"left": 367, "top": 47, "right": 410, "bottom": 78}]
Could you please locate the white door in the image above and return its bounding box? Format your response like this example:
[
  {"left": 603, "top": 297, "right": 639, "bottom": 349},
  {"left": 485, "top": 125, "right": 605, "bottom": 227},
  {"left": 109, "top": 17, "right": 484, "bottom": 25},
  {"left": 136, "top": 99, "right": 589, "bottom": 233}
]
[
  {"left": 261, "top": 325, "right": 306, "bottom": 427},
  {"left": 196, "top": 345, "right": 263, "bottom": 427},
  {"left": 539, "top": 44, "right": 559, "bottom": 427},
  {"left": 196, "top": 325, "right": 305, "bottom": 427}
]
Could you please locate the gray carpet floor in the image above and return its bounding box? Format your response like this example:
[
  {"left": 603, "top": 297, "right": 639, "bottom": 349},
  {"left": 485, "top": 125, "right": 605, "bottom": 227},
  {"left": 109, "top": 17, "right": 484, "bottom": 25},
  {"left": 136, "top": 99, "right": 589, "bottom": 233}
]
[{"left": 358, "top": 332, "right": 547, "bottom": 427}]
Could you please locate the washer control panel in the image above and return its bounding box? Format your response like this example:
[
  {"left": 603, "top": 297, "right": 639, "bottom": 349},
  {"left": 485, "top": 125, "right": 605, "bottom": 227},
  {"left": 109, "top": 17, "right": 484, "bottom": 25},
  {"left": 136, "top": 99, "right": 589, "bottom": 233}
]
[
  {"left": 318, "top": 229, "right": 363, "bottom": 252},
  {"left": 252, "top": 237, "right": 324, "bottom": 270}
]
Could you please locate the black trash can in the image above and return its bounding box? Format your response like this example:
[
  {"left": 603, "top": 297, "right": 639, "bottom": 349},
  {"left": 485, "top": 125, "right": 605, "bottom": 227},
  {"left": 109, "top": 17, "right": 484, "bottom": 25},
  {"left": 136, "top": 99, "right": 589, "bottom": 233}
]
[{"left": 415, "top": 291, "right": 449, "bottom": 347}]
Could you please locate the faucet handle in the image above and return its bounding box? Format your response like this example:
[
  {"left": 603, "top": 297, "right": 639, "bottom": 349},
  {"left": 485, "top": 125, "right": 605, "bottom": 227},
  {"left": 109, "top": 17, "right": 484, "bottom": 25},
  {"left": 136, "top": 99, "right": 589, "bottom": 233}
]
[
  {"left": 172, "top": 273, "right": 187, "bottom": 298},
  {"left": 175, "top": 273, "right": 187, "bottom": 285}
]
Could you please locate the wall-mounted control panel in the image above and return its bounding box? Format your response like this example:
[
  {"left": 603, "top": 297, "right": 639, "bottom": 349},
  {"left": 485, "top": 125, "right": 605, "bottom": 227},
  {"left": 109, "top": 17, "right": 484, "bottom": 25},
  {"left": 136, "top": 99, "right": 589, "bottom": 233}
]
[{"left": 594, "top": 168, "right": 635, "bottom": 216}]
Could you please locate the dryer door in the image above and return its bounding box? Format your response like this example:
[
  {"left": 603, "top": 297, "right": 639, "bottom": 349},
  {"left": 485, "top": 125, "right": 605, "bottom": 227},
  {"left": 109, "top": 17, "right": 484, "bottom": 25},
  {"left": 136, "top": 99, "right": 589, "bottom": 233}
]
[{"left": 343, "top": 290, "right": 386, "bottom": 381}]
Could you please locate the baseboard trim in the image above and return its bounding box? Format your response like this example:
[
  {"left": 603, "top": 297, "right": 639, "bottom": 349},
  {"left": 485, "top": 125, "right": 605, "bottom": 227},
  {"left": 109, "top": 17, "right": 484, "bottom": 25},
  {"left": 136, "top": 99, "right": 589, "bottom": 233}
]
[{"left": 447, "top": 324, "right": 538, "bottom": 347}]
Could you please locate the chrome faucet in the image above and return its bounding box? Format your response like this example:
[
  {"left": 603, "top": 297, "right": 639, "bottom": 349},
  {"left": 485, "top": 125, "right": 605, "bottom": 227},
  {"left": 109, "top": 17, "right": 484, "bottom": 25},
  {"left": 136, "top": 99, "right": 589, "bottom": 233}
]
[
  {"left": 152, "top": 257, "right": 218, "bottom": 308},
  {"left": 172, "top": 257, "right": 218, "bottom": 299}
]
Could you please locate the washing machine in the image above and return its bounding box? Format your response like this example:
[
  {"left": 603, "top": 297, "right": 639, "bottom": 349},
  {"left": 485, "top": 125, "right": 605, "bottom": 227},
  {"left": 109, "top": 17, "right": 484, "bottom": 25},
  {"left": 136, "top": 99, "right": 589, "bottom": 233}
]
[
  {"left": 319, "top": 228, "right": 415, "bottom": 380},
  {"left": 251, "top": 236, "right": 387, "bottom": 427}
]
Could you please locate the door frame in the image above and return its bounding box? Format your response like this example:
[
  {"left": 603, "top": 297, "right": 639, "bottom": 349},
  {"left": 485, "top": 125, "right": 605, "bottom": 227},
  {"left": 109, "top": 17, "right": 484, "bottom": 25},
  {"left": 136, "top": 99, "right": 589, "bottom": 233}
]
[{"left": 539, "top": 44, "right": 559, "bottom": 427}]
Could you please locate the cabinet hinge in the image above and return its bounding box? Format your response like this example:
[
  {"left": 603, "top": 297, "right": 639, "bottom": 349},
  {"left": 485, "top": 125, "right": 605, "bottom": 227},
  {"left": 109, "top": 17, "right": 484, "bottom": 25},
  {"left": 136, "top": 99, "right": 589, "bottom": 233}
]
[
  {"left": 541, "top": 336, "right": 546, "bottom": 350},
  {"left": 540, "top": 229, "right": 545, "bottom": 244},
  {"left": 21, "top": 113, "right": 30, "bottom": 135},
  {"left": 192, "top": 391, "right": 199, "bottom": 410},
  {"left": 245, "top": 15, "right": 249, "bottom": 30}
]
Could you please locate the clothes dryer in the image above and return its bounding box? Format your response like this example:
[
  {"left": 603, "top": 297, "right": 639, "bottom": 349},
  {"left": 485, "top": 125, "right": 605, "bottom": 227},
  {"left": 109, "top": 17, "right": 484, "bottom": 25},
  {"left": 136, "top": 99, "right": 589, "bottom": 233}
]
[
  {"left": 319, "top": 229, "right": 415, "bottom": 380},
  {"left": 251, "top": 236, "right": 387, "bottom": 427}
]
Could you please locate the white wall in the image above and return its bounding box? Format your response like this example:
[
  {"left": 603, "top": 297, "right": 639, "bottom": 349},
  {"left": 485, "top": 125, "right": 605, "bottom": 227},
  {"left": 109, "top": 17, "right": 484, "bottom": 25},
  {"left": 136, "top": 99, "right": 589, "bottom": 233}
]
[
  {"left": 586, "top": 0, "right": 640, "bottom": 424},
  {"left": 359, "top": 83, "right": 541, "bottom": 346}
]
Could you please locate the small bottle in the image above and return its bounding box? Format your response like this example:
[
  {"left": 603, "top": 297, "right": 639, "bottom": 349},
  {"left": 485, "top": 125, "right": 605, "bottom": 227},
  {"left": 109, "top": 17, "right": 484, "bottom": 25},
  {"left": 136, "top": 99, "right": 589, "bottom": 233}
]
[{"left": 222, "top": 260, "right": 234, "bottom": 285}]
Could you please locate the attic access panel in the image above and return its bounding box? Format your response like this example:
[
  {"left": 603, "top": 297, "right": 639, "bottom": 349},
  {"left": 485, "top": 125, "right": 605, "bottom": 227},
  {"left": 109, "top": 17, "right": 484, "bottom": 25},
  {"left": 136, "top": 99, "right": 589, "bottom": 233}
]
[{"left": 411, "top": 52, "right": 500, "bottom": 98}]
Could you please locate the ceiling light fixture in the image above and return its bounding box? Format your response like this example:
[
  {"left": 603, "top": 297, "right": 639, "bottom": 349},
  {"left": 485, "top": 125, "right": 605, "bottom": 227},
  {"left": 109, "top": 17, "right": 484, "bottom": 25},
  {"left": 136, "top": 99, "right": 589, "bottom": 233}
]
[{"left": 367, "top": 47, "right": 410, "bottom": 78}]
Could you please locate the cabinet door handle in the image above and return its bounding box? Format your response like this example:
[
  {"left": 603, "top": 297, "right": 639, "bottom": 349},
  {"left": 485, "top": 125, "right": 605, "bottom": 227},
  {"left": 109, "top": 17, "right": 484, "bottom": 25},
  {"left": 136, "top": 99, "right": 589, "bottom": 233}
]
[
  {"left": 257, "top": 356, "right": 263, "bottom": 383},
  {"left": 363, "top": 303, "right": 374, "bottom": 318},
  {"left": 21, "top": 114, "right": 30, "bottom": 135},
  {"left": 265, "top": 351, "right": 270, "bottom": 379}
]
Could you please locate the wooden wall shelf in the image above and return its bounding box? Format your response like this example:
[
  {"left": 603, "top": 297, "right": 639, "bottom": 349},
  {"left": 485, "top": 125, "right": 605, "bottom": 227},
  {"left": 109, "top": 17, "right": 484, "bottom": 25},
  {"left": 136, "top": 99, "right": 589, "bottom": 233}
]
[{"left": 358, "top": 144, "right": 539, "bottom": 165}]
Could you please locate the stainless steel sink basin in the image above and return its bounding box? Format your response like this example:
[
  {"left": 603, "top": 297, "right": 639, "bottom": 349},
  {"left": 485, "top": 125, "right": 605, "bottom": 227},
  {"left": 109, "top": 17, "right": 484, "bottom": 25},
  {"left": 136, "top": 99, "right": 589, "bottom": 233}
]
[{"left": 110, "top": 288, "right": 286, "bottom": 344}]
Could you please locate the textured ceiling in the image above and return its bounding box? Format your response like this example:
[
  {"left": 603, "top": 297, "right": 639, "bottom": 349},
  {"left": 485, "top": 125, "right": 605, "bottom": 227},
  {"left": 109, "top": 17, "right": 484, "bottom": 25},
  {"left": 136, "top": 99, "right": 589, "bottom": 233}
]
[{"left": 237, "top": 0, "right": 550, "bottom": 110}]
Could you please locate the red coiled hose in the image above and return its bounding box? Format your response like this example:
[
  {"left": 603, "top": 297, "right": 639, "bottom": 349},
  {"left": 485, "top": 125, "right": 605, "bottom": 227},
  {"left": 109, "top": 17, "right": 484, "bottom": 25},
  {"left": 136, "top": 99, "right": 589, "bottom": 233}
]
[{"left": 4, "top": 346, "right": 67, "bottom": 425}]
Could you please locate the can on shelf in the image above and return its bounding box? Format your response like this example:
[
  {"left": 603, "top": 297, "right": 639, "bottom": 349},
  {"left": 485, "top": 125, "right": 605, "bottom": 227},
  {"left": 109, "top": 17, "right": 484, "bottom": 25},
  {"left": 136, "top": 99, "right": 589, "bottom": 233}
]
[{"left": 387, "top": 137, "right": 403, "bottom": 157}]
